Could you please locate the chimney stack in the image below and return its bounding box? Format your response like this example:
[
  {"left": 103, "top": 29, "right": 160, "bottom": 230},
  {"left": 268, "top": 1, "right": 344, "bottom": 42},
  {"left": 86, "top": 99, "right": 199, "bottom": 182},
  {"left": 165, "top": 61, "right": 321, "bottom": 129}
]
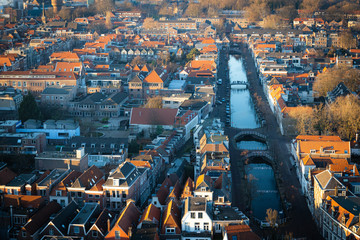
[
  {"left": 128, "top": 226, "right": 132, "bottom": 238},
  {"left": 107, "top": 218, "right": 111, "bottom": 233},
  {"left": 356, "top": 133, "right": 359, "bottom": 142}
]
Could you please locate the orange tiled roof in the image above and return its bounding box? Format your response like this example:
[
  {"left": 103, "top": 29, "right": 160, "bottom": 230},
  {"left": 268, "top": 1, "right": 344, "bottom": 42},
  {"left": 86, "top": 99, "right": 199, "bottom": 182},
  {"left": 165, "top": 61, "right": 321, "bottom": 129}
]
[
  {"left": 143, "top": 69, "right": 163, "bottom": 83},
  {"left": 298, "top": 141, "right": 350, "bottom": 155}
]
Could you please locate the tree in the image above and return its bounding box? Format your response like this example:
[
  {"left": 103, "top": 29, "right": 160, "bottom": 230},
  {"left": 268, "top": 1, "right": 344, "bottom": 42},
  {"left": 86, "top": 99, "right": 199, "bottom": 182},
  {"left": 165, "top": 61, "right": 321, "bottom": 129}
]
[
  {"left": 244, "top": 0, "right": 270, "bottom": 22},
  {"left": 301, "top": 0, "right": 321, "bottom": 13},
  {"left": 143, "top": 18, "right": 158, "bottom": 29},
  {"left": 328, "top": 95, "right": 360, "bottom": 140},
  {"left": 131, "top": 56, "right": 146, "bottom": 66},
  {"left": 265, "top": 208, "right": 278, "bottom": 228},
  {"left": 57, "top": 7, "right": 73, "bottom": 21},
  {"left": 95, "top": 0, "right": 114, "bottom": 14},
  {"left": 339, "top": 31, "right": 357, "bottom": 49},
  {"left": 88, "top": 22, "right": 109, "bottom": 34},
  {"left": 261, "top": 14, "right": 283, "bottom": 29},
  {"left": 18, "top": 93, "right": 41, "bottom": 123},
  {"left": 313, "top": 67, "right": 360, "bottom": 96},
  {"left": 186, "top": 48, "right": 200, "bottom": 61},
  {"left": 144, "top": 96, "right": 163, "bottom": 108},
  {"left": 287, "top": 106, "right": 316, "bottom": 135},
  {"left": 184, "top": 3, "right": 203, "bottom": 17}
]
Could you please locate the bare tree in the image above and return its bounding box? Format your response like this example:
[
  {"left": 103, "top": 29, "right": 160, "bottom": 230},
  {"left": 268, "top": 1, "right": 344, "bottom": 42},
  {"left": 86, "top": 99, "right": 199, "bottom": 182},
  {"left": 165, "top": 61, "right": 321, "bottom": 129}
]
[{"left": 266, "top": 208, "right": 278, "bottom": 227}]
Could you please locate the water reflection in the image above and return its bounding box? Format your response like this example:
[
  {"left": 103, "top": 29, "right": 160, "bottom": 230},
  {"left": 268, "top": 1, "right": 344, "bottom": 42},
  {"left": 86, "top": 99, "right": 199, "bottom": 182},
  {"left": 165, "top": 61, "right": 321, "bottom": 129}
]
[
  {"left": 229, "top": 55, "right": 260, "bottom": 129},
  {"left": 237, "top": 140, "right": 267, "bottom": 151},
  {"left": 246, "top": 163, "right": 282, "bottom": 220}
]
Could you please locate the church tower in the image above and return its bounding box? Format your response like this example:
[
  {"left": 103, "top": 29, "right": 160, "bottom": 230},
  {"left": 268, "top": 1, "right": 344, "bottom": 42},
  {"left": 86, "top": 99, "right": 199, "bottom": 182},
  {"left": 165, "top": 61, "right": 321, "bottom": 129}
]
[{"left": 41, "top": 2, "right": 46, "bottom": 24}]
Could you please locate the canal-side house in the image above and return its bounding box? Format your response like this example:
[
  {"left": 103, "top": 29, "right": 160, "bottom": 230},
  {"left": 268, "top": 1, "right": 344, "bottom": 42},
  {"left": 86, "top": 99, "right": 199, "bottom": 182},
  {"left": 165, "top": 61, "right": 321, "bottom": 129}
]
[
  {"left": 291, "top": 135, "right": 351, "bottom": 195},
  {"left": 181, "top": 197, "right": 212, "bottom": 240},
  {"left": 320, "top": 195, "right": 360, "bottom": 240},
  {"left": 313, "top": 170, "right": 349, "bottom": 225}
]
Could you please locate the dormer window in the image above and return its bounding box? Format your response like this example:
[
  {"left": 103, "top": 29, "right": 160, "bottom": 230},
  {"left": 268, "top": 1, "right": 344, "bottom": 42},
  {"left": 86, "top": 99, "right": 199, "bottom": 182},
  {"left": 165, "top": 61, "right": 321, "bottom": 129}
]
[
  {"left": 81, "top": 143, "right": 86, "bottom": 147},
  {"left": 91, "top": 144, "right": 95, "bottom": 148},
  {"left": 101, "top": 144, "right": 105, "bottom": 148},
  {"left": 310, "top": 149, "right": 316, "bottom": 154},
  {"left": 110, "top": 144, "right": 115, "bottom": 149},
  {"left": 71, "top": 143, "right": 76, "bottom": 148},
  {"left": 201, "top": 187, "right": 206, "bottom": 192},
  {"left": 219, "top": 196, "right": 224, "bottom": 203}
]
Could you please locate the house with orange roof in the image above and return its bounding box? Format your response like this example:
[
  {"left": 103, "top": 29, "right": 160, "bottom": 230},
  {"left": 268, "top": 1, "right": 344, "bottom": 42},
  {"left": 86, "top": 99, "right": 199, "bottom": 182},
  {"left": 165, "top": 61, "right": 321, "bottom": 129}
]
[
  {"left": 292, "top": 135, "right": 351, "bottom": 194},
  {"left": 50, "top": 52, "right": 80, "bottom": 63},
  {"left": 105, "top": 201, "right": 141, "bottom": 240},
  {"left": 160, "top": 200, "right": 181, "bottom": 239},
  {"left": 223, "top": 225, "right": 260, "bottom": 240},
  {"left": 320, "top": 195, "right": 360, "bottom": 240},
  {"left": 137, "top": 203, "right": 161, "bottom": 229},
  {"left": 194, "top": 174, "right": 214, "bottom": 201},
  {"left": 181, "top": 177, "right": 194, "bottom": 201}
]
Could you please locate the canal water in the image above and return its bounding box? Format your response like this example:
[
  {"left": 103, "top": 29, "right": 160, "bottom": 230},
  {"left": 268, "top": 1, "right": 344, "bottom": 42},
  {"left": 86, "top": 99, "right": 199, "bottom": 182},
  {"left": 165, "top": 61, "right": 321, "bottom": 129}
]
[
  {"left": 228, "top": 55, "right": 281, "bottom": 221},
  {"left": 229, "top": 55, "right": 260, "bottom": 129},
  {"left": 245, "top": 163, "right": 282, "bottom": 221}
]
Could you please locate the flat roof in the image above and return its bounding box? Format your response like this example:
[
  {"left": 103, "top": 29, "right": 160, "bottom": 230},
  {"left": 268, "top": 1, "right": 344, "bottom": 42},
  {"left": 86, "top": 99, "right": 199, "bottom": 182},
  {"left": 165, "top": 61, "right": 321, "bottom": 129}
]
[{"left": 70, "top": 203, "right": 98, "bottom": 225}]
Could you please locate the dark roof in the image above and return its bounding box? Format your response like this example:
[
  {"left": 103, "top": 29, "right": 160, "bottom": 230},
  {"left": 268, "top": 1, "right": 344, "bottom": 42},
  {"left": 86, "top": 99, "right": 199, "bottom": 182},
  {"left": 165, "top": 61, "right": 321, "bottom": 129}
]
[
  {"left": 71, "top": 165, "right": 104, "bottom": 190},
  {"left": 180, "top": 99, "right": 208, "bottom": 110},
  {"left": 331, "top": 196, "right": 360, "bottom": 215},
  {"left": 0, "top": 167, "right": 16, "bottom": 185},
  {"left": 104, "top": 162, "right": 142, "bottom": 187},
  {"left": 42, "top": 86, "right": 74, "bottom": 95},
  {"left": 130, "top": 108, "right": 178, "bottom": 126},
  {"left": 93, "top": 209, "right": 116, "bottom": 235},
  {"left": 51, "top": 201, "right": 81, "bottom": 235},
  {"left": 326, "top": 82, "right": 352, "bottom": 103},
  {"left": 23, "top": 201, "right": 62, "bottom": 235},
  {"left": 65, "top": 136, "right": 128, "bottom": 154},
  {"left": 132, "top": 227, "right": 158, "bottom": 240}
]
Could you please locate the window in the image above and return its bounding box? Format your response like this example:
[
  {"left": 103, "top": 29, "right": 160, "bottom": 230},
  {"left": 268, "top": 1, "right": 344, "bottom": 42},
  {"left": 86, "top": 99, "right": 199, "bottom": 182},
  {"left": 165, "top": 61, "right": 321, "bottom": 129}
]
[
  {"left": 91, "top": 144, "right": 95, "bottom": 148},
  {"left": 49, "top": 228, "right": 54, "bottom": 235},
  {"left": 219, "top": 196, "right": 224, "bottom": 203},
  {"left": 72, "top": 143, "right": 77, "bottom": 148},
  {"left": 74, "top": 226, "right": 79, "bottom": 234},
  {"left": 191, "top": 212, "right": 195, "bottom": 219},
  {"left": 115, "top": 230, "right": 120, "bottom": 239},
  {"left": 204, "top": 222, "right": 209, "bottom": 231},
  {"left": 88, "top": 194, "right": 93, "bottom": 198},
  {"left": 166, "top": 227, "right": 175, "bottom": 234},
  {"left": 195, "top": 223, "right": 200, "bottom": 230},
  {"left": 198, "top": 212, "right": 203, "bottom": 218},
  {"left": 22, "top": 232, "right": 26, "bottom": 238},
  {"left": 56, "top": 190, "right": 62, "bottom": 196},
  {"left": 92, "top": 230, "right": 98, "bottom": 237},
  {"left": 95, "top": 195, "right": 100, "bottom": 199}
]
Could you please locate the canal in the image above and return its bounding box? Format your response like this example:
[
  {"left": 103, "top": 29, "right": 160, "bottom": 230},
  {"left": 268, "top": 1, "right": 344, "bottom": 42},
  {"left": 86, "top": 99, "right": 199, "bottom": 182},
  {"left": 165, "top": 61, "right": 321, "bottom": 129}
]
[{"left": 229, "top": 55, "right": 282, "bottom": 221}]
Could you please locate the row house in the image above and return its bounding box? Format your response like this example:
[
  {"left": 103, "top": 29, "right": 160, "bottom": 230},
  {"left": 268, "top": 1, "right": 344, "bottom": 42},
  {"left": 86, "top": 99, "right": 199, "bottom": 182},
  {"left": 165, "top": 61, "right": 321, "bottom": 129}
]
[
  {"left": 67, "top": 165, "right": 105, "bottom": 207},
  {"left": 49, "top": 170, "right": 82, "bottom": 207},
  {"left": 157, "top": 20, "right": 197, "bottom": 30},
  {"left": 103, "top": 162, "right": 148, "bottom": 210},
  {"left": 18, "top": 201, "right": 62, "bottom": 240},
  {"left": 151, "top": 174, "right": 180, "bottom": 211},
  {"left": 119, "top": 48, "right": 156, "bottom": 60},
  {"left": 291, "top": 135, "right": 351, "bottom": 194},
  {"left": 35, "top": 168, "right": 71, "bottom": 201},
  {"left": 105, "top": 200, "right": 141, "bottom": 239},
  {"left": 17, "top": 119, "right": 80, "bottom": 144},
  {"left": 0, "top": 71, "right": 79, "bottom": 95},
  {"left": 69, "top": 92, "right": 128, "bottom": 119},
  {"left": 181, "top": 197, "right": 212, "bottom": 240},
  {"left": 35, "top": 147, "right": 88, "bottom": 172},
  {"left": 320, "top": 195, "right": 360, "bottom": 240},
  {"left": 67, "top": 136, "right": 128, "bottom": 167},
  {"left": 0, "top": 132, "right": 46, "bottom": 155},
  {"left": 161, "top": 200, "right": 182, "bottom": 240},
  {"left": 40, "top": 85, "right": 77, "bottom": 109}
]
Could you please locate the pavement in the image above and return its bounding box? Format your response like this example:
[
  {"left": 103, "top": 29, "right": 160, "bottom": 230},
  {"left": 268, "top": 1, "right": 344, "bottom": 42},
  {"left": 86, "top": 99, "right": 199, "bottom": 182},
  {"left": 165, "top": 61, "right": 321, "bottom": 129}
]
[{"left": 211, "top": 46, "right": 323, "bottom": 239}]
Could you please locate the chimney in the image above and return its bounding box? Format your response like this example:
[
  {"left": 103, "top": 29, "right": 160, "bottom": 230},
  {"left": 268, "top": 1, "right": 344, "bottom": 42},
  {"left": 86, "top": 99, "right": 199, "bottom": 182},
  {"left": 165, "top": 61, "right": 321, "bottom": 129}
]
[
  {"left": 335, "top": 186, "right": 338, "bottom": 196},
  {"left": 107, "top": 218, "right": 111, "bottom": 233},
  {"left": 128, "top": 226, "right": 132, "bottom": 238},
  {"left": 356, "top": 133, "right": 359, "bottom": 142}
]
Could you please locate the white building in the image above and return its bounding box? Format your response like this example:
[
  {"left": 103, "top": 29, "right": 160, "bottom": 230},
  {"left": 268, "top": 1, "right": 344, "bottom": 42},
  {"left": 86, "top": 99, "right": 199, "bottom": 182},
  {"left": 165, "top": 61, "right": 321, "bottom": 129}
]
[
  {"left": 181, "top": 197, "right": 212, "bottom": 240},
  {"left": 17, "top": 119, "right": 80, "bottom": 144}
]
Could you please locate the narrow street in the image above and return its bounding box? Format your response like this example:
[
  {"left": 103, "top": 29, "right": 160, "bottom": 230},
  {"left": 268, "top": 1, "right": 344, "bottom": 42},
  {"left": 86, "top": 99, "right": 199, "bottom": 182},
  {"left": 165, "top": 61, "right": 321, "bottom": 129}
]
[{"left": 213, "top": 46, "right": 323, "bottom": 239}]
